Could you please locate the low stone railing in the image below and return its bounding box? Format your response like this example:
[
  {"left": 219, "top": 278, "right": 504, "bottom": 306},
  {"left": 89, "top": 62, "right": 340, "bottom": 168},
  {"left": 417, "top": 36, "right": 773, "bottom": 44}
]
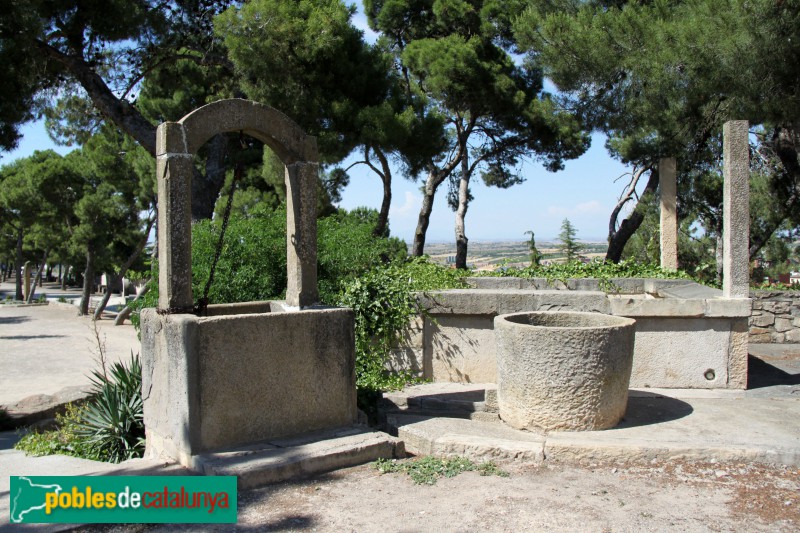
[{"left": 391, "top": 278, "right": 751, "bottom": 390}]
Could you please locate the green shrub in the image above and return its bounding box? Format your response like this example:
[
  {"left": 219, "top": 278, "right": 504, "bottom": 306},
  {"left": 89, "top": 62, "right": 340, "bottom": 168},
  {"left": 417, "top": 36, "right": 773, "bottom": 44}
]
[
  {"left": 476, "top": 258, "right": 694, "bottom": 291},
  {"left": 338, "top": 257, "right": 467, "bottom": 394},
  {"left": 15, "top": 353, "right": 145, "bottom": 463},
  {"left": 77, "top": 352, "right": 145, "bottom": 463},
  {"left": 15, "top": 403, "right": 100, "bottom": 460},
  {"left": 57, "top": 296, "right": 68, "bottom": 303}
]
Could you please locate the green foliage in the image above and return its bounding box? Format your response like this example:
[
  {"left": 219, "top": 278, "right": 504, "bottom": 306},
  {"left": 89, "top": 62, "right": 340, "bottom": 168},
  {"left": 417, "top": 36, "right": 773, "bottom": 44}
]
[
  {"left": 557, "top": 218, "right": 583, "bottom": 262},
  {"left": 524, "top": 230, "right": 543, "bottom": 267},
  {"left": 338, "top": 257, "right": 467, "bottom": 393},
  {"left": 216, "top": 0, "right": 391, "bottom": 162},
  {"left": 15, "top": 354, "right": 145, "bottom": 463},
  {"left": 15, "top": 404, "right": 99, "bottom": 460},
  {"left": 76, "top": 353, "right": 145, "bottom": 463},
  {"left": 373, "top": 456, "right": 509, "bottom": 485},
  {"left": 477, "top": 258, "right": 694, "bottom": 292},
  {"left": 190, "top": 206, "right": 408, "bottom": 306}
]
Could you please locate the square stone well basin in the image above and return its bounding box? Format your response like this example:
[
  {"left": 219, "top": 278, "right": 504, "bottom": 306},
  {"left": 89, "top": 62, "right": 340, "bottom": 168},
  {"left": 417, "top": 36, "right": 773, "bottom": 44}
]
[
  {"left": 392, "top": 278, "right": 751, "bottom": 389},
  {"left": 141, "top": 301, "right": 357, "bottom": 467}
]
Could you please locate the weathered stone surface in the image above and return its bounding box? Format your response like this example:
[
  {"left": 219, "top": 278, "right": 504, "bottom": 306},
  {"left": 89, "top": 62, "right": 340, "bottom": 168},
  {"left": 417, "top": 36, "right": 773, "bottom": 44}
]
[
  {"left": 727, "top": 318, "right": 749, "bottom": 389},
  {"left": 285, "top": 161, "right": 319, "bottom": 307},
  {"left": 722, "top": 120, "right": 750, "bottom": 299},
  {"left": 764, "top": 301, "right": 793, "bottom": 314},
  {"left": 751, "top": 313, "right": 775, "bottom": 327},
  {"left": 659, "top": 157, "right": 678, "bottom": 270},
  {"left": 495, "top": 312, "right": 636, "bottom": 431},
  {"left": 155, "top": 99, "right": 320, "bottom": 311},
  {"left": 427, "top": 314, "right": 497, "bottom": 383},
  {"left": 749, "top": 333, "right": 773, "bottom": 343},
  {"left": 785, "top": 329, "right": 800, "bottom": 342},
  {"left": 179, "top": 99, "right": 316, "bottom": 163},
  {"left": 156, "top": 152, "right": 194, "bottom": 311},
  {"left": 5, "top": 386, "right": 90, "bottom": 426},
  {"left": 195, "top": 426, "right": 403, "bottom": 489},
  {"left": 629, "top": 317, "right": 732, "bottom": 389},
  {"left": 142, "top": 306, "right": 358, "bottom": 464},
  {"left": 775, "top": 317, "right": 794, "bottom": 333},
  {"left": 388, "top": 414, "right": 545, "bottom": 462}
]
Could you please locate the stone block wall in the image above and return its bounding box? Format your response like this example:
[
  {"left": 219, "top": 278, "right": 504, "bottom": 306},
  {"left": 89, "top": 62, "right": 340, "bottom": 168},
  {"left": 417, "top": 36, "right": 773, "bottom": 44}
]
[{"left": 749, "top": 291, "right": 800, "bottom": 343}]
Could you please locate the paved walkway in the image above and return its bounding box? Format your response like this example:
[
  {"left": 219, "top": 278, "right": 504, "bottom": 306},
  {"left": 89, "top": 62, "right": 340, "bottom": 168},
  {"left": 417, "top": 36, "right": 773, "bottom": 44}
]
[{"left": 0, "top": 301, "right": 140, "bottom": 408}]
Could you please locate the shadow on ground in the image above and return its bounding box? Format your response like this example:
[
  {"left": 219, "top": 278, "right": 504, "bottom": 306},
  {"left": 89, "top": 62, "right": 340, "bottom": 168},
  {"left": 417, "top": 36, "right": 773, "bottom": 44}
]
[
  {"left": 748, "top": 354, "right": 800, "bottom": 388},
  {"left": 616, "top": 393, "right": 694, "bottom": 428},
  {"left": 0, "top": 315, "right": 31, "bottom": 325}
]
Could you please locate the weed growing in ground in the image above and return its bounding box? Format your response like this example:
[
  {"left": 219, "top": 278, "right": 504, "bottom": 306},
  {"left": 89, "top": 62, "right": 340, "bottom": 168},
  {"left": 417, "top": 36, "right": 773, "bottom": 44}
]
[
  {"left": 374, "top": 456, "right": 509, "bottom": 485},
  {"left": 15, "top": 404, "right": 100, "bottom": 460}
]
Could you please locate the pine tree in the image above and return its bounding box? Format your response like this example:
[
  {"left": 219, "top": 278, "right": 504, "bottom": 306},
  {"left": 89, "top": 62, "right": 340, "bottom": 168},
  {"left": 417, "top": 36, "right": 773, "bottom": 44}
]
[
  {"left": 557, "top": 219, "right": 583, "bottom": 262},
  {"left": 524, "top": 230, "right": 543, "bottom": 267}
]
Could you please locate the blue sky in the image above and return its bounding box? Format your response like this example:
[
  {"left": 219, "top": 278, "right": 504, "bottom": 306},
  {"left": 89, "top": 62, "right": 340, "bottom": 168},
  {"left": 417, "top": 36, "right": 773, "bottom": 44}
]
[{"left": 0, "top": 2, "right": 637, "bottom": 244}]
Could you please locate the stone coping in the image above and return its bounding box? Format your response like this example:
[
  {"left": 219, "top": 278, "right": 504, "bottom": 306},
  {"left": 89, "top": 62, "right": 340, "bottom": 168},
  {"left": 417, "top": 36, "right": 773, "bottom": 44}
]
[
  {"left": 417, "top": 279, "right": 751, "bottom": 319},
  {"left": 464, "top": 276, "right": 693, "bottom": 294}
]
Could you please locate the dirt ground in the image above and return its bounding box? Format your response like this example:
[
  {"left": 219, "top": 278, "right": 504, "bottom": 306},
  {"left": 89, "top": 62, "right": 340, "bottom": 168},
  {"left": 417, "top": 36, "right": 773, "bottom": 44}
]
[{"left": 74, "top": 457, "right": 799, "bottom": 532}]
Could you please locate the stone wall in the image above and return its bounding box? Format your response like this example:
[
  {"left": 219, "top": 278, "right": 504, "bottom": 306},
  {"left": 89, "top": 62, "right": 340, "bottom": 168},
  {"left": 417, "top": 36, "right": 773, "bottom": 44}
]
[
  {"left": 749, "top": 291, "right": 800, "bottom": 343},
  {"left": 392, "top": 280, "right": 751, "bottom": 389}
]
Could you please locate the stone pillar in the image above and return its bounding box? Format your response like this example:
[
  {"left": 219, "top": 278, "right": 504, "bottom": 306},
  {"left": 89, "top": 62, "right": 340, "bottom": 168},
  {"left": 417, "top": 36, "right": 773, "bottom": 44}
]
[
  {"left": 156, "top": 122, "right": 194, "bottom": 312},
  {"left": 659, "top": 157, "right": 678, "bottom": 270},
  {"left": 22, "top": 261, "right": 31, "bottom": 302},
  {"left": 722, "top": 120, "right": 750, "bottom": 299},
  {"left": 285, "top": 162, "right": 319, "bottom": 308}
]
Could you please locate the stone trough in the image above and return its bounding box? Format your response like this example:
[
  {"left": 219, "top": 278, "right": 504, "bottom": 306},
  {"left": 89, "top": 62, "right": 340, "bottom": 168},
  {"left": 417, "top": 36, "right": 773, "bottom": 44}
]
[{"left": 392, "top": 277, "right": 751, "bottom": 390}]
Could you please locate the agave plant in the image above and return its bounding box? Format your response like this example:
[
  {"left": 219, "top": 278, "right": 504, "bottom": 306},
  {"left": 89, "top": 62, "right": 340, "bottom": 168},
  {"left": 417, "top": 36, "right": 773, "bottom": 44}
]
[{"left": 77, "top": 352, "right": 145, "bottom": 463}]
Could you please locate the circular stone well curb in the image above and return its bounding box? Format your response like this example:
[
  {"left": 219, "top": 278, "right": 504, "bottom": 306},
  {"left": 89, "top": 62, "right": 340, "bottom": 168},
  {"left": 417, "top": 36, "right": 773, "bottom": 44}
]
[{"left": 495, "top": 311, "right": 636, "bottom": 432}]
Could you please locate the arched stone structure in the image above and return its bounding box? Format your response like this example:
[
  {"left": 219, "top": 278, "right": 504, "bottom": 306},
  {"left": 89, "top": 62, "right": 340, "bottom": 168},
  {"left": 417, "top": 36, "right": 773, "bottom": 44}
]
[{"left": 156, "top": 99, "right": 319, "bottom": 310}]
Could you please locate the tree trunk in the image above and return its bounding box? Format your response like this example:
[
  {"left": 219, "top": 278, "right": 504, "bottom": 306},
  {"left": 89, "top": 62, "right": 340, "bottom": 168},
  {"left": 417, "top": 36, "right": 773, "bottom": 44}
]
[
  {"left": 412, "top": 172, "right": 440, "bottom": 257},
  {"left": 454, "top": 150, "right": 471, "bottom": 269},
  {"left": 372, "top": 147, "right": 393, "bottom": 238},
  {"left": 25, "top": 249, "right": 49, "bottom": 303},
  {"left": 79, "top": 245, "right": 95, "bottom": 316},
  {"left": 606, "top": 170, "right": 660, "bottom": 263},
  {"left": 14, "top": 226, "right": 23, "bottom": 301},
  {"left": 61, "top": 266, "right": 68, "bottom": 290},
  {"left": 192, "top": 133, "right": 229, "bottom": 221},
  {"left": 93, "top": 217, "right": 155, "bottom": 319},
  {"left": 114, "top": 285, "right": 149, "bottom": 326}
]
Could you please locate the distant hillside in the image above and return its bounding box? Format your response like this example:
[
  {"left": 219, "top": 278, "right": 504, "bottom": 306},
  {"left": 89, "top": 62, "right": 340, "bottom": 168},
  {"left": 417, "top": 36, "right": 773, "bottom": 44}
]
[{"left": 423, "top": 240, "right": 608, "bottom": 270}]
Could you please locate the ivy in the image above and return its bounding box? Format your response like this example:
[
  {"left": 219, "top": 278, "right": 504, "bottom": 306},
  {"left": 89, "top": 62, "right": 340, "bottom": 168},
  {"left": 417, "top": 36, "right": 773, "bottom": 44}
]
[
  {"left": 337, "top": 257, "right": 467, "bottom": 394},
  {"left": 475, "top": 258, "right": 696, "bottom": 292}
]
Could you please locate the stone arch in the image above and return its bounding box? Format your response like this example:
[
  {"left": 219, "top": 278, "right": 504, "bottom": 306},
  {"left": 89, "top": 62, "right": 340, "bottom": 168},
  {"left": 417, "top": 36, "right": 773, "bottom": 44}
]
[{"left": 156, "top": 99, "right": 319, "bottom": 312}]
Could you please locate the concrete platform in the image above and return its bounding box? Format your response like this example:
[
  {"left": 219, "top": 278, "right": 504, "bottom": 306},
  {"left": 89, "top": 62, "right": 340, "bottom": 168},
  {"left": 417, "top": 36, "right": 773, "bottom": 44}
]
[
  {"left": 384, "top": 380, "right": 800, "bottom": 466},
  {"left": 194, "top": 425, "right": 404, "bottom": 490}
]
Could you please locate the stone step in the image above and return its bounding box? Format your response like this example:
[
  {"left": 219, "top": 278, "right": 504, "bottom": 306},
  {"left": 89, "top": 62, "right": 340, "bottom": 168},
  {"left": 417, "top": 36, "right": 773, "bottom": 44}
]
[
  {"left": 387, "top": 414, "right": 545, "bottom": 463},
  {"left": 194, "top": 425, "right": 404, "bottom": 490},
  {"left": 381, "top": 382, "right": 498, "bottom": 419}
]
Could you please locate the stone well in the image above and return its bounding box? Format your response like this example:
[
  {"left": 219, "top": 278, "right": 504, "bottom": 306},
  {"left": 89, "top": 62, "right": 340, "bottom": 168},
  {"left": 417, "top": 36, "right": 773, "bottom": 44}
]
[{"left": 494, "top": 311, "right": 636, "bottom": 432}]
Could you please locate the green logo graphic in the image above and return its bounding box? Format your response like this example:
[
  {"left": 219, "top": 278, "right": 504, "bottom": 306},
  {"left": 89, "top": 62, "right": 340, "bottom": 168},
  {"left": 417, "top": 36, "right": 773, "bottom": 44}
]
[{"left": 9, "top": 476, "right": 237, "bottom": 524}]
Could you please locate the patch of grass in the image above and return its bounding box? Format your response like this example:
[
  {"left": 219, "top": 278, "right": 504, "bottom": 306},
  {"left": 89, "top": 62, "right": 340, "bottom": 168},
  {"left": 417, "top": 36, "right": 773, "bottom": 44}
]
[
  {"left": 373, "top": 456, "right": 509, "bottom": 485},
  {"left": 57, "top": 296, "right": 68, "bottom": 303}
]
